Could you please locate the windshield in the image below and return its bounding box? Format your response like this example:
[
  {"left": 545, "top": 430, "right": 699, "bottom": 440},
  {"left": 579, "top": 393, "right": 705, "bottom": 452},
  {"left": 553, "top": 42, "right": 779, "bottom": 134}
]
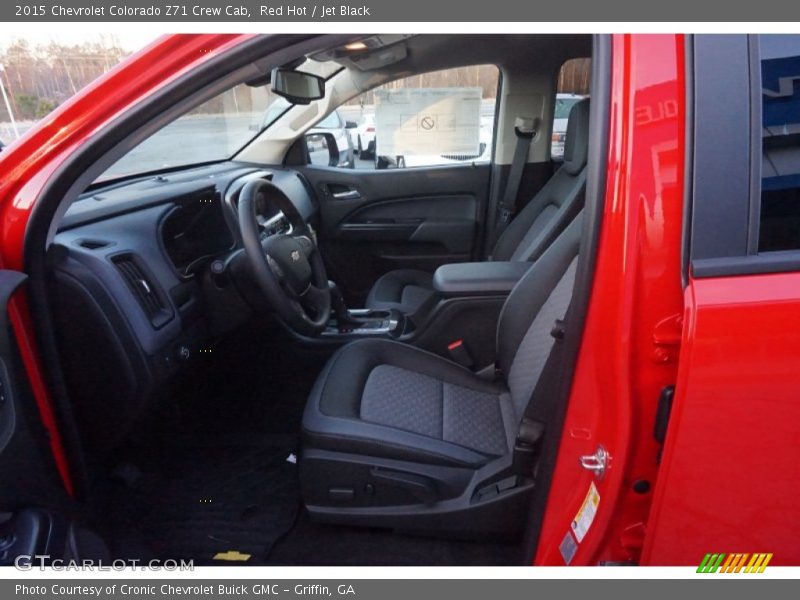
[
  {"left": 96, "top": 58, "right": 342, "bottom": 184},
  {"left": 98, "top": 83, "right": 284, "bottom": 183},
  {"left": 554, "top": 96, "right": 582, "bottom": 119},
  {"left": 316, "top": 111, "right": 341, "bottom": 129}
]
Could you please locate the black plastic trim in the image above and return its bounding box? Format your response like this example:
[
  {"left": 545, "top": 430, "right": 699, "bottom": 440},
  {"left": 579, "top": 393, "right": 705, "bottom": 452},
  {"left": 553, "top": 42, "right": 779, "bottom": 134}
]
[
  {"left": 747, "top": 35, "right": 763, "bottom": 255},
  {"left": 681, "top": 35, "right": 694, "bottom": 289},
  {"left": 691, "top": 34, "right": 800, "bottom": 278},
  {"left": 692, "top": 252, "right": 800, "bottom": 278},
  {"left": 690, "top": 35, "right": 752, "bottom": 263},
  {"left": 0, "top": 271, "right": 27, "bottom": 456},
  {"left": 521, "top": 34, "right": 610, "bottom": 564}
]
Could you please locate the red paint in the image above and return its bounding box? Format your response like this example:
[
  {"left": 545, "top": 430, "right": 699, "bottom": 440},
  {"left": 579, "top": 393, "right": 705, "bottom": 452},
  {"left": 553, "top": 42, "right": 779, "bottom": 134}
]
[
  {"left": 534, "top": 34, "right": 686, "bottom": 565},
  {"left": 641, "top": 272, "right": 800, "bottom": 565},
  {"left": 0, "top": 31, "right": 795, "bottom": 565},
  {"left": 0, "top": 34, "right": 253, "bottom": 494}
]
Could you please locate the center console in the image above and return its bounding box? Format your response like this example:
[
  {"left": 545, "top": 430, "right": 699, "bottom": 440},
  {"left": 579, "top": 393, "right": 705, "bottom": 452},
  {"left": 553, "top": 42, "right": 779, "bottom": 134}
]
[
  {"left": 319, "top": 262, "right": 532, "bottom": 368},
  {"left": 322, "top": 281, "right": 405, "bottom": 338},
  {"left": 431, "top": 261, "right": 532, "bottom": 297},
  {"left": 322, "top": 307, "right": 404, "bottom": 338}
]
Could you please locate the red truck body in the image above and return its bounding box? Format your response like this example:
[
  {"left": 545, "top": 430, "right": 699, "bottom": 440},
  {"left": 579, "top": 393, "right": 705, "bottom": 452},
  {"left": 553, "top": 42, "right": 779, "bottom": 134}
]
[{"left": 0, "top": 33, "right": 797, "bottom": 566}]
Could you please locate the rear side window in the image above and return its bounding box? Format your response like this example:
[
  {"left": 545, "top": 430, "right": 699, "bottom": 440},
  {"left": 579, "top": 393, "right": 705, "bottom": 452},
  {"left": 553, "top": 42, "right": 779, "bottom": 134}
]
[
  {"left": 758, "top": 35, "right": 800, "bottom": 252},
  {"left": 552, "top": 58, "right": 590, "bottom": 160}
]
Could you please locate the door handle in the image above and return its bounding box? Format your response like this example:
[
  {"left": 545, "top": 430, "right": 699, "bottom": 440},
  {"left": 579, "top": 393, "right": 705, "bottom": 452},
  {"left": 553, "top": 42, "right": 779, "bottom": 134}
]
[
  {"left": 331, "top": 189, "right": 361, "bottom": 200},
  {"left": 579, "top": 445, "right": 610, "bottom": 480}
]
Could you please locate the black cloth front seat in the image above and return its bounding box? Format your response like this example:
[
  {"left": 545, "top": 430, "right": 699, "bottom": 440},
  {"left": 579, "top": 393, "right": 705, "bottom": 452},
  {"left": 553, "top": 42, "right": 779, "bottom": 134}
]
[
  {"left": 300, "top": 212, "right": 583, "bottom": 533},
  {"left": 365, "top": 98, "right": 590, "bottom": 314}
]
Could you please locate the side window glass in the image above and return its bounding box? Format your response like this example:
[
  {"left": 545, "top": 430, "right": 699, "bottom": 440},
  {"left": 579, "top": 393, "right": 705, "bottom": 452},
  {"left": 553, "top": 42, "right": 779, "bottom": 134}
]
[
  {"left": 552, "top": 58, "right": 591, "bottom": 161},
  {"left": 337, "top": 65, "right": 499, "bottom": 170},
  {"left": 759, "top": 35, "right": 800, "bottom": 252}
]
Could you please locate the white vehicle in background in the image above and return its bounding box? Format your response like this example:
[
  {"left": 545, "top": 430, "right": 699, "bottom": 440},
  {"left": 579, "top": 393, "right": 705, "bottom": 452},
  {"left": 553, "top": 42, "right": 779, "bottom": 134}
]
[
  {"left": 551, "top": 93, "right": 585, "bottom": 160},
  {"left": 256, "top": 98, "right": 356, "bottom": 168},
  {"left": 354, "top": 113, "right": 377, "bottom": 159}
]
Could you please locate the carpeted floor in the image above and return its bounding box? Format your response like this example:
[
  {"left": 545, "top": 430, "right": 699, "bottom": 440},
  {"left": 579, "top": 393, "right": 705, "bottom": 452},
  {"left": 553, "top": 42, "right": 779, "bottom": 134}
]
[
  {"left": 269, "top": 510, "right": 521, "bottom": 566},
  {"left": 89, "top": 322, "right": 521, "bottom": 566},
  {"left": 94, "top": 437, "right": 299, "bottom": 565}
]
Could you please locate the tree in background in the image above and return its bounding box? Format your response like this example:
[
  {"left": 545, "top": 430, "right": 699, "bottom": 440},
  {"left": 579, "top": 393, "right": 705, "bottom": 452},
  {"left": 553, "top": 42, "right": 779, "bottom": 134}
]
[
  {"left": 0, "top": 42, "right": 592, "bottom": 124},
  {"left": 0, "top": 38, "right": 129, "bottom": 122}
]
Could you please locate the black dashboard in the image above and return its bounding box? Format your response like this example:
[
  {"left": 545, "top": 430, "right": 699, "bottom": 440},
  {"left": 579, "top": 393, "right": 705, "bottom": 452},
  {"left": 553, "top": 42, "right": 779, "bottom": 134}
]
[{"left": 49, "top": 161, "right": 318, "bottom": 449}]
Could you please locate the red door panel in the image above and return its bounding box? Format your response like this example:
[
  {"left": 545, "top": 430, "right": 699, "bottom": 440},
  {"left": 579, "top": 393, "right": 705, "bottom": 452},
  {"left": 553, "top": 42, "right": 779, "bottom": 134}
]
[{"left": 642, "top": 273, "right": 800, "bottom": 565}]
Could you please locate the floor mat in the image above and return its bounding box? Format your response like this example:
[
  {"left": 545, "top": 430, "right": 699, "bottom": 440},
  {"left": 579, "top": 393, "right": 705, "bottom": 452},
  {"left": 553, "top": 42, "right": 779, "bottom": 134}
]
[{"left": 97, "top": 441, "right": 299, "bottom": 565}]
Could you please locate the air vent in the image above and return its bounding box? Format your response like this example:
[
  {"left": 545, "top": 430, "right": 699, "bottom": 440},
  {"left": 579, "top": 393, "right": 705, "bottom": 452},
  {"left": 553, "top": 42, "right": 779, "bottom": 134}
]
[{"left": 112, "top": 254, "right": 172, "bottom": 328}]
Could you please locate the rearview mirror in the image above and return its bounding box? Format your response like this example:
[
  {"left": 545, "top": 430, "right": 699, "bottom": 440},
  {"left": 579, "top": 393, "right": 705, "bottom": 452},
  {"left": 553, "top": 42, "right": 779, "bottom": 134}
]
[{"left": 271, "top": 68, "right": 325, "bottom": 105}]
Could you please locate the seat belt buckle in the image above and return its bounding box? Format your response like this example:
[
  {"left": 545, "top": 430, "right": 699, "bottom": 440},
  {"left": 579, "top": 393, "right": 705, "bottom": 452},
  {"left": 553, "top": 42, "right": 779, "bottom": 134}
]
[
  {"left": 513, "top": 417, "right": 545, "bottom": 474},
  {"left": 447, "top": 339, "right": 474, "bottom": 368},
  {"left": 515, "top": 417, "right": 545, "bottom": 449}
]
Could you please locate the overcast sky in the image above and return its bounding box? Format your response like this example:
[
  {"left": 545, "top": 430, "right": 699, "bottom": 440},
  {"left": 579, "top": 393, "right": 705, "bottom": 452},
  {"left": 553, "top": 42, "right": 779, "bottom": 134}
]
[{"left": 0, "top": 26, "right": 159, "bottom": 52}]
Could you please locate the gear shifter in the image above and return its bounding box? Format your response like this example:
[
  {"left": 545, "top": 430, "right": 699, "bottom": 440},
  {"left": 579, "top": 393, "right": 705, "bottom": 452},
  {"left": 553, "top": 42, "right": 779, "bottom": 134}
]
[{"left": 328, "top": 281, "right": 361, "bottom": 332}]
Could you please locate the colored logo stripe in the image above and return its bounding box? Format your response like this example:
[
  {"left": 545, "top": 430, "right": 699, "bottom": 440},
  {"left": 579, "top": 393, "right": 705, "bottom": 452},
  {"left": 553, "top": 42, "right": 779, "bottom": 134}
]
[
  {"left": 698, "top": 553, "right": 772, "bottom": 573},
  {"left": 697, "top": 553, "right": 725, "bottom": 573}
]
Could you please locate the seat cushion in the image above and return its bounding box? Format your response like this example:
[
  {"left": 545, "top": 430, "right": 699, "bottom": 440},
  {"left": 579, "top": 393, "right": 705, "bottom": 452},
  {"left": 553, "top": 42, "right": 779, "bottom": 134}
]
[
  {"left": 303, "top": 338, "right": 516, "bottom": 468},
  {"left": 364, "top": 269, "right": 435, "bottom": 313}
]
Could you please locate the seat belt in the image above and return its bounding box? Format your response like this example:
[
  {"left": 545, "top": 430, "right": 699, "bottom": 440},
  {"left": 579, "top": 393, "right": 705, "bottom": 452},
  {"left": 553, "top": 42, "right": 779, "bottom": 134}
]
[
  {"left": 512, "top": 313, "right": 571, "bottom": 475},
  {"left": 491, "top": 116, "right": 538, "bottom": 248}
]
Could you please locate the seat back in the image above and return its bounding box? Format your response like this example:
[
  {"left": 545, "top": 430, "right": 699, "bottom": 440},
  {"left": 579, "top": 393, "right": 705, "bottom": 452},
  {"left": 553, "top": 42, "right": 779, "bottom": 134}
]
[
  {"left": 496, "top": 212, "right": 583, "bottom": 419},
  {"left": 491, "top": 99, "right": 590, "bottom": 263}
]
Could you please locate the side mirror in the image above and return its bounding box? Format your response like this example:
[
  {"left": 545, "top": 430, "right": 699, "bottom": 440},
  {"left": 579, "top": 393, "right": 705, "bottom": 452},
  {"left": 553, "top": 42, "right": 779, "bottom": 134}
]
[
  {"left": 271, "top": 68, "right": 324, "bottom": 105},
  {"left": 375, "top": 155, "right": 398, "bottom": 170},
  {"left": 345, "top": 121, "right": 358, "bottom": 129},
  {"left": 305, "top": 132, "right": 340, "bottom": 167}
]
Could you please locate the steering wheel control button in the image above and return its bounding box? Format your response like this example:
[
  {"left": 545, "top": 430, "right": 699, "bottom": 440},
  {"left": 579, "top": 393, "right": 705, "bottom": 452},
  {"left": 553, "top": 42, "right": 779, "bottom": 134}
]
[
  {"left": 266, "top": 255, "right": 284, "bottom": 278},
  {"left": 210, "top": 260, "right": 225, "bottom": 275},
  {"left": 176, "top": 345, "right": 191, "bottom": 362}
]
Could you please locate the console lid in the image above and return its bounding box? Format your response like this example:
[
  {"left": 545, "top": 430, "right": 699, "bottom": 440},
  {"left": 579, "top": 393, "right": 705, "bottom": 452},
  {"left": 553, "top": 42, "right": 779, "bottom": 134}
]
[{"left": 432, "top": 261, "right": 532, "bottom": 296}]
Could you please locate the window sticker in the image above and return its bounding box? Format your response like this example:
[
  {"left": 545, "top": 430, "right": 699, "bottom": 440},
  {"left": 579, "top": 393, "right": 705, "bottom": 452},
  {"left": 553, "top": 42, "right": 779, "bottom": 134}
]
[{"left": 374, "top": 87, "right": 482, "bottom": 156}]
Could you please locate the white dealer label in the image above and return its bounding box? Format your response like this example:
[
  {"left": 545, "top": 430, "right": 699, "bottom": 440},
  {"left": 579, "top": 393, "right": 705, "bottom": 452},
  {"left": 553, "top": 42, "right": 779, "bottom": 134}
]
[
  {"left": 571, "top": 481, "right": 600, "bottom": 543},
  {"left": 374, "top": 87, "right": 482, "bottom": 157}
]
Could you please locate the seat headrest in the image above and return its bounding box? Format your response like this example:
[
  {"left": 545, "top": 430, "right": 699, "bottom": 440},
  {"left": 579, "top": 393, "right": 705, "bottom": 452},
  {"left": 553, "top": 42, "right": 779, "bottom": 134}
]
[{"left": 562, "top": 98, "right": 590, "bottom": 175}]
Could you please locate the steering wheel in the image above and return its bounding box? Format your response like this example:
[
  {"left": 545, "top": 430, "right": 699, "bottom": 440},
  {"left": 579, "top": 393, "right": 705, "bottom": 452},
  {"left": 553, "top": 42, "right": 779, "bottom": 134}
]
[{"left": 237, "top": 178, "right": 331, "bottom": 336}]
